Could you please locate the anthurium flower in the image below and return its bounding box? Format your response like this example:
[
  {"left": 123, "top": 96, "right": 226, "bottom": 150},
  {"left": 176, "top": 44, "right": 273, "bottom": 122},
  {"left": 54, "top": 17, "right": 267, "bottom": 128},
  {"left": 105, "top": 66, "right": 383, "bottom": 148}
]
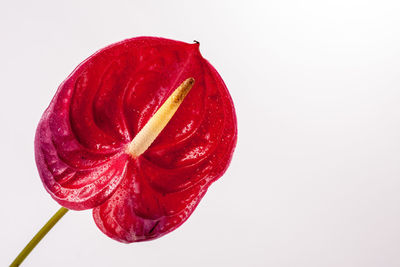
[{"left": 34, "top": 37, "right": 237, "bottom": 243}]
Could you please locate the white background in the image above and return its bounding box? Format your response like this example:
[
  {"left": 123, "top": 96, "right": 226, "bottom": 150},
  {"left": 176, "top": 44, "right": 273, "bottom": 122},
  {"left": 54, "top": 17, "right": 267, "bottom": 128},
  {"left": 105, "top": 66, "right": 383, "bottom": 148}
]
[{"left": 1, "top": 0, "right": 400, "bottom": 266}]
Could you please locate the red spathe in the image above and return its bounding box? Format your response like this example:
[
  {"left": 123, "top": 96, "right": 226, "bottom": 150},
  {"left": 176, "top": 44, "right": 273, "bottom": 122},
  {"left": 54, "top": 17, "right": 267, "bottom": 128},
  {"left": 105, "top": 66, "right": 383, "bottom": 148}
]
[{"left": 35, "top": 37, "right": 237, "bottom": 243}]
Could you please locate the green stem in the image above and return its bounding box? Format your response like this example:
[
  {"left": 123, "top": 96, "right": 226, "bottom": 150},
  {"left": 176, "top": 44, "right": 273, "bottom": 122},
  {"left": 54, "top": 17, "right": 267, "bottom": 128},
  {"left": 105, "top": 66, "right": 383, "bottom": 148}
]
[{"left": 10, "top": 207, "right": 69, "bottom": 267}]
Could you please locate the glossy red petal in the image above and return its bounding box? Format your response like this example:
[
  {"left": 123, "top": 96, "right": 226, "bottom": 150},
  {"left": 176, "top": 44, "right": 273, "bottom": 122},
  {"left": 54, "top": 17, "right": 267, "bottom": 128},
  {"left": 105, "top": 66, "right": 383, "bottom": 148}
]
[{"left": 35, "top": 37, "right": 237, "bottom": 240}]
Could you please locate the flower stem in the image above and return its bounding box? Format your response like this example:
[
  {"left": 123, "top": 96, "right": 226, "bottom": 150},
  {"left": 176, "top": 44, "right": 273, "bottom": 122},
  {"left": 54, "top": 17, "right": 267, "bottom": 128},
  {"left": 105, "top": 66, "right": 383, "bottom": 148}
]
[{"left": 10, "top": 207, "right": 69, "bottom": 267}]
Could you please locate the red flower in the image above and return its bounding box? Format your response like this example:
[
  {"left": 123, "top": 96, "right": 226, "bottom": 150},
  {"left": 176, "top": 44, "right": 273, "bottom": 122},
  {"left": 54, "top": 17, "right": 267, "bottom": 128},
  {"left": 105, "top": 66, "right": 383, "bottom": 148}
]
[{"left": 35, "top": 37, "right": 237, "bottom": 243}]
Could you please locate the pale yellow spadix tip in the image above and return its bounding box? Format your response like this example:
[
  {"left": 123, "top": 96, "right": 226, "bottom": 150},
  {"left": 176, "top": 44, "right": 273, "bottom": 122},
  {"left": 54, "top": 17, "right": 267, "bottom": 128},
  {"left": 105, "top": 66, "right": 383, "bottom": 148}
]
[{"left": 127, "top": 77, "right": 195, "bottom": 158}]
